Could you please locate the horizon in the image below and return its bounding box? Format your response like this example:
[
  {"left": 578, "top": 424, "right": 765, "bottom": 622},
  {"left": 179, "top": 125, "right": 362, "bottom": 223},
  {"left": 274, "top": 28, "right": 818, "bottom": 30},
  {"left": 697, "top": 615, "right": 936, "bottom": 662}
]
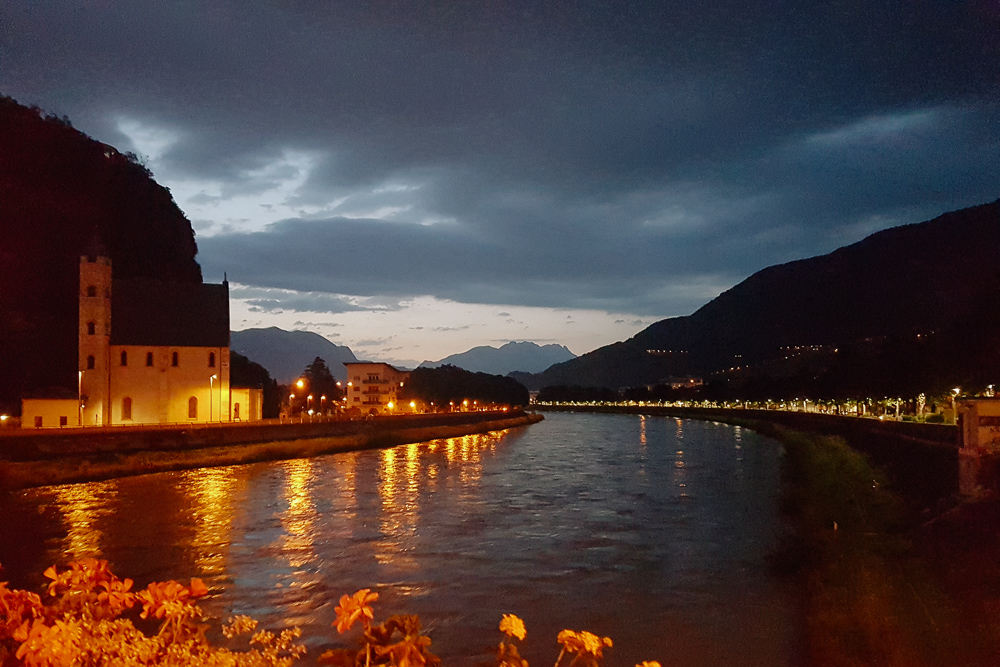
[{"left": 4, "top": 2, "right": 998, "bottom": 365}]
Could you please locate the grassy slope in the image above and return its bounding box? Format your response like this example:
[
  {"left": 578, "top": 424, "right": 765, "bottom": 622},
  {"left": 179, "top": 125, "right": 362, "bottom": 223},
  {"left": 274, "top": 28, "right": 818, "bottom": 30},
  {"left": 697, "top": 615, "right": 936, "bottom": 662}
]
[{"left": 760, "top": 423, "right": 1000, "bottom": 666}]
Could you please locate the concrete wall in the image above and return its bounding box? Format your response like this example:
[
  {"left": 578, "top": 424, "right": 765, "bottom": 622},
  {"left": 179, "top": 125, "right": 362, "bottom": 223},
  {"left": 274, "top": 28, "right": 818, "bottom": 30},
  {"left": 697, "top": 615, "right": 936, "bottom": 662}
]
[
  {"left": 0, "top": 410, "right": 536, "bottom": 462},
  {"left": 20, "top": 399, "right": 80, "bottom": 429}
]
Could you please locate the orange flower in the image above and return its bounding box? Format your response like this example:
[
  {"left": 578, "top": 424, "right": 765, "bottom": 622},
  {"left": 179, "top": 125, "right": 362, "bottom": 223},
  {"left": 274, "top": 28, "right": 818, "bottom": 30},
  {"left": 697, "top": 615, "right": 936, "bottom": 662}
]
[
  {"left": 97, "top": 578, "right": 135, "bottom": 614},
  {"left": 0, "top": 583, "right": 43, "bottom": 638},
  {"left": 189, "top": 578, "right": 209, "bottom": 598},
  {"left": 499, "top": 614, "right": 526, "bottom": 641},
  {"left": 557, "top": 629, "right": 612, "bottom": 658},
  {"left": 137, "top": 579, "right": 204, "bottom": 619},
  {"left": 333, "top": 588, "right": 379, "bottom": 633},
  {"left": 43, "top": 559, "right": 112, "bottom": 597}
]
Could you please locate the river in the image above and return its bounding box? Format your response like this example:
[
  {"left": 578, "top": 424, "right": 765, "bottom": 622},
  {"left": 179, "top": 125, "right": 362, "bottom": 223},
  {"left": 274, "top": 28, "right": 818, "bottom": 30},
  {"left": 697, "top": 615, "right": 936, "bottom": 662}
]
[{"left": 0, "top": 412, "right": 797, "bottom": 666}]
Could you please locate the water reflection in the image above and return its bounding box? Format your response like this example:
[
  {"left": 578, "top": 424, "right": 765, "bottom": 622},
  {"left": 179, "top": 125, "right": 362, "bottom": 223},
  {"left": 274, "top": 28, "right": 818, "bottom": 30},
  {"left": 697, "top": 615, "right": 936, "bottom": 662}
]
[
  {"left": 184, "top": 466, "right": 242, "bottom": 578},
  {"left": 50, "top": 480, "right": 116, "bottom": 559},
  {"left": 0, "top": 416, "right": 795, "bottom": 667}
]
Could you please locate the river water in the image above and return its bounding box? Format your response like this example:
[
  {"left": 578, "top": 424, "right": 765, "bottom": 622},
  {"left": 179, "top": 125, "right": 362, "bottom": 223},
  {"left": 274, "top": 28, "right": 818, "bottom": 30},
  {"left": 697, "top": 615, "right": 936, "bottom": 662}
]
[{"left": 0, "top": 412, "right": 797, "bottom": 666}]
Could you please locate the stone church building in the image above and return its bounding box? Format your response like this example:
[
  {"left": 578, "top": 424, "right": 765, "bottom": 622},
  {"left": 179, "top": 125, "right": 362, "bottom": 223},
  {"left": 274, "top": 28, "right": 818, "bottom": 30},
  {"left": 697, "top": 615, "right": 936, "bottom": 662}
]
[{"left": 22, "top": 249, "right": 260, "bottom": 427}]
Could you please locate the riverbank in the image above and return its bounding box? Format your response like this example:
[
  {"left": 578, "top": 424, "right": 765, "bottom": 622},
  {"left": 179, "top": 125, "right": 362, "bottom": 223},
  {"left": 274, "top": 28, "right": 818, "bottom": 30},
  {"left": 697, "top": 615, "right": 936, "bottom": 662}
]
[
  {"left": 0, "top": 410, "right": 543, "bottom": 489},
  {"left": 763, "top": 423, "right": 1000, "bottom": 667}
]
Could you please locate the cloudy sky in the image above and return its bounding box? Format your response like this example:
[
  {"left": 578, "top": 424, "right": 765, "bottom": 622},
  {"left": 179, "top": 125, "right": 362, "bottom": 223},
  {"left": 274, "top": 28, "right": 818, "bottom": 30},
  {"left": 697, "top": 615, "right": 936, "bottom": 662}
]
[{"left": 4, "top": 1, "right": 998, "bottom": 367}]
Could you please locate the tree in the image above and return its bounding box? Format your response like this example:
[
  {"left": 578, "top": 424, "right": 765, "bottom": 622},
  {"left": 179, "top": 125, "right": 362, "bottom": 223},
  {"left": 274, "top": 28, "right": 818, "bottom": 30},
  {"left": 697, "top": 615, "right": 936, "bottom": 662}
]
[{"left": 302, "top": 357, "right": 343, "bottom": 409}]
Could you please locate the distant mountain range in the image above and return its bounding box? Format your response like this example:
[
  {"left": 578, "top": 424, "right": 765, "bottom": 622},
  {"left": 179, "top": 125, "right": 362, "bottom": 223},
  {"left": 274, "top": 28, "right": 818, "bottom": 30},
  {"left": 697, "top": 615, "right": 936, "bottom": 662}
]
[
  {"left": 526, "top": 199, "right": 1000, "bottom": 395},
  {"left": 419, "top": 341, "right": 575, "bottom": 375},
  {"left": 230, "top": 328, "right": 358, "bottom": 383}
]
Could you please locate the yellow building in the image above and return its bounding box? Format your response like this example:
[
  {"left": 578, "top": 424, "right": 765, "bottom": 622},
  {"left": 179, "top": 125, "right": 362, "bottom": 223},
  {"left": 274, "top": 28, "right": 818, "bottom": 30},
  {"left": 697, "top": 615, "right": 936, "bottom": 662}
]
[
  {"left": 344, "top": 362, "right": 412, "bottom": 415},
  {"left": 22, "top": 248, "right": 258, "bottom": 427}
]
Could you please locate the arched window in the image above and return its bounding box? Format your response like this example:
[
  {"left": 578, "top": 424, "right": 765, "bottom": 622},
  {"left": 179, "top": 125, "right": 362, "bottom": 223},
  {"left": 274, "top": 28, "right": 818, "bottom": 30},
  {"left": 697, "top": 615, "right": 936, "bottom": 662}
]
[
  {"left": 188, "top": 396, "right": 198, "bottom": 419},
  {"left": 209, "top": 352, "right": 216, "bottom": 367},
  {"left": 87, "top": 355, "right": 95, "bottom": 370},
  {"left": 120, "top": 350, "right": 128, "bottom": 366},
  {"left": 172, "top": 351, "right": 179, "bottom": 367},
  {"left": 86, "top": 286, "right": 97, "bottom": 297},
  {"left": 234, "top": 403, "right": 241, "bottom": 420},
  {"left": 146, "top": 351, "right": 154, "bottom": 366},
  {"left": 122, "top": 397, "right": 132, "bottom": 421},
  {"left": 87, "top": 321, "right": 96, "bottom": 335}
]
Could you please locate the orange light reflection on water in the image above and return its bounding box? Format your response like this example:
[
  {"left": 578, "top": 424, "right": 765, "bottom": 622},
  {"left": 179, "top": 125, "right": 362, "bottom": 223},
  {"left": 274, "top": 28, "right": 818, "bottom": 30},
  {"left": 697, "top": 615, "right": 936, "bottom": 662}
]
[
  {"left": 50, "top": 481, "right": 116, "bottom": 559},
  {"left": 183, "top": 466, "right": 243, "bottom": 578},
  {"left": 374, "top": 431, "right": 507, "bottom": 569}
]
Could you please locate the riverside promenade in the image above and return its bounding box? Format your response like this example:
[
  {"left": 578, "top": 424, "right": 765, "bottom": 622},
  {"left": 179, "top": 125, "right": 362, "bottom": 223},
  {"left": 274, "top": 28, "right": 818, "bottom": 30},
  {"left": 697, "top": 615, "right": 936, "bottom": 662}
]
[
  {"left": 0, "top": 409, "right": 543, "bottom": 489},
  {"left": 537, "top": 404, "right": 959, "bottom": 508}
]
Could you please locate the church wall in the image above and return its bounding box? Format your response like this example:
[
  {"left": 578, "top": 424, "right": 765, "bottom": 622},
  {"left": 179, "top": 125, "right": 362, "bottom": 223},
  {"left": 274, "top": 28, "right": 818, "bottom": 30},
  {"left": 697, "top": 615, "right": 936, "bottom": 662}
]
[
  {"left": 109, "top": 345, "right": 231, "bottom": 425},
  {"left": 231, "top": 387, "right": 263, "bottom": 422}
]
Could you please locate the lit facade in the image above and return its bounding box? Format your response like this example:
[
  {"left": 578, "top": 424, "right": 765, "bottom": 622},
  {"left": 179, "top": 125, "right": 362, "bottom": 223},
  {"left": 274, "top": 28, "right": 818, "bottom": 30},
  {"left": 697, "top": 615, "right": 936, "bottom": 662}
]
[
  {"left": 21, "top": 250, "right": 256, "bottom": 427},
  {"left": 344, "top": 362, "right": 412, "bottom": 415}
]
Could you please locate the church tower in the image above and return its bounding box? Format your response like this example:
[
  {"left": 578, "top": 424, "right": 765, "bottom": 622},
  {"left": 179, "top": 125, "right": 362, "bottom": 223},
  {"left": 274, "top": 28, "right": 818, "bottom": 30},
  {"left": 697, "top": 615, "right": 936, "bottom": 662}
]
[{"left": 79, "top": 245, "right": 112, "bottom": 426}]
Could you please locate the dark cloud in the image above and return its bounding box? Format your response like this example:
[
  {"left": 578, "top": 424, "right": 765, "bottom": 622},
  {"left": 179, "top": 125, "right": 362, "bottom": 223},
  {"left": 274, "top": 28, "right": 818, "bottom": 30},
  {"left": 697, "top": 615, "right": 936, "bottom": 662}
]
[{"left": 3, "top": 0, "right": 998, "bottom": 318}]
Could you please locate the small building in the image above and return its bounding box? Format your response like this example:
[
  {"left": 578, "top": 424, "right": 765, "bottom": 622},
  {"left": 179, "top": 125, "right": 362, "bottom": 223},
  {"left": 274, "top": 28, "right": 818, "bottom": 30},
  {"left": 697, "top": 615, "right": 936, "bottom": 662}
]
[{"left": 344, "top": 362, "right": 411, "bottom": 415}]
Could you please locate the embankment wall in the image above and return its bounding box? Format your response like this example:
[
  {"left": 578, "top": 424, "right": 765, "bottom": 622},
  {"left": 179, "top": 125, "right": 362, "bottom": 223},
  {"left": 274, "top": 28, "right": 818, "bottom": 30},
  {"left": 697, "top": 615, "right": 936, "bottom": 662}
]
[{"left": 0, "top": 410, "right": 543, "bottom": 489}]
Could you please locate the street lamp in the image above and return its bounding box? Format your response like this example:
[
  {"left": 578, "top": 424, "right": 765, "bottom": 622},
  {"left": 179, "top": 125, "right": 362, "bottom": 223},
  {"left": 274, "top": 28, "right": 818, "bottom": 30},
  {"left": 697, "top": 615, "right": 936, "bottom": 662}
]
[
  {"left": 307, "top": 395, "right": 313, "bottom": 415},
  {"left": 321, "top": 395, "right": 326, "bottom": 414},
  {"left": 78, "top": 370, "right": 83, "bottom": 426},
  {"left": 209, "top": 374, "right": 218, "bottom": 421}
]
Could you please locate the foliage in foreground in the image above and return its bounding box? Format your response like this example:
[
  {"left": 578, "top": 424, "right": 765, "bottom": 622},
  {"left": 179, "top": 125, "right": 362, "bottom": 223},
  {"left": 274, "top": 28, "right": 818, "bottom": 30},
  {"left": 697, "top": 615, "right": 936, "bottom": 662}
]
[
  {"left": 1, "top": 561, "right": 659, "bottom": 667},
  {"left": 768, "top": 426, "right": 994, "bottom": 667}
]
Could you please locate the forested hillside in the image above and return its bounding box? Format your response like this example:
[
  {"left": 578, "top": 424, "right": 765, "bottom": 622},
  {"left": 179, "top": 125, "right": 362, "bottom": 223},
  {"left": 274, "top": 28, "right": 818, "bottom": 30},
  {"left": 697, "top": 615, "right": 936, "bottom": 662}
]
[{"left": 0, "top": 96, "right": 203, "bottom": 411}]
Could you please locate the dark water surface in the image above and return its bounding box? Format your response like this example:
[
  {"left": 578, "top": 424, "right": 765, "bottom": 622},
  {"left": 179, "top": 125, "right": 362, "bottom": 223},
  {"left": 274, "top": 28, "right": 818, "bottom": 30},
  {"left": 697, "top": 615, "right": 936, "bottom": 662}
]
[{"left": 0, "top": 412, "right": 797, "bottom": 666}]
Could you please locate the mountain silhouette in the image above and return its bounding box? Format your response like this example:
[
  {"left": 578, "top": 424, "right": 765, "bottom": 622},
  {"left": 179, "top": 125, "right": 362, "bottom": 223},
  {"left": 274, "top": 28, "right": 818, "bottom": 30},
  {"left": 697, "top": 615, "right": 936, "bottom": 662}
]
[
  {"left": 529, "top": 199, "right": 1000, "bottom": 395},
  {"left": 419, "top": 341, "right": 575, "bottom": 375},
  {"left": 230, "top": 328, "right": 358, "bottom": 383}
]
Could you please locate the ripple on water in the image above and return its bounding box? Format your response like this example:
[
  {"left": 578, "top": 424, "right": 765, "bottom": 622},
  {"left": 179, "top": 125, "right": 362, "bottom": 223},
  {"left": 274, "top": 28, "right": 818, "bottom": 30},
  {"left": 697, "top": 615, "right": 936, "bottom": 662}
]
[{"left": 0, "top": 413, "right": 796, "bottom": 667}]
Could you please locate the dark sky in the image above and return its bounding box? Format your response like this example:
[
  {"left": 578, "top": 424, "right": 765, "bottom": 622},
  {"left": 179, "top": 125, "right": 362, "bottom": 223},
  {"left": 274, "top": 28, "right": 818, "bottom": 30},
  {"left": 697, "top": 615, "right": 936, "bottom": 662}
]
[{"left": 3, "top": 1, "right": 998, "bottom": 363}]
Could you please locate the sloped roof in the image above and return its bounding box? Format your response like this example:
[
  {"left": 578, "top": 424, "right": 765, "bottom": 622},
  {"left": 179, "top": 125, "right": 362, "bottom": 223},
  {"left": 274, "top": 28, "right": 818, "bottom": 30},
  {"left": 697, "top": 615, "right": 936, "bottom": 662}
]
[{"left": 111, "top": 279, "right": 229, "bottom": 347}]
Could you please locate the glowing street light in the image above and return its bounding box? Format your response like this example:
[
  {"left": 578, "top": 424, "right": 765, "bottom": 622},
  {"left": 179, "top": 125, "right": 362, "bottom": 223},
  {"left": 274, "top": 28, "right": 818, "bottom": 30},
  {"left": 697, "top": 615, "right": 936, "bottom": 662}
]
[{"left": 209, "top": 374, "right": 218, "bottom": 421}]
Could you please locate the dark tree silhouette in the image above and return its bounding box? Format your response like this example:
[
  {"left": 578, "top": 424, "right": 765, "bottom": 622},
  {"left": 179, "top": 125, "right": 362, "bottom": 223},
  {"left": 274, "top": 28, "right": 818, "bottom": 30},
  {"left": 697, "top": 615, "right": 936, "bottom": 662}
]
[{"left": 402, "top": 365, "right": 528, "bottom": 408}]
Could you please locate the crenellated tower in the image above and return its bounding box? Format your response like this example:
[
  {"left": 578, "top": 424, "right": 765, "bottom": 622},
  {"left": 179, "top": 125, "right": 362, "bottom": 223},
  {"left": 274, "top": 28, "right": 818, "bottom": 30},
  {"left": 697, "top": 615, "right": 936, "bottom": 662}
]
[{"left": 79, "top": 249, "right": 112, "bottom": 426}]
